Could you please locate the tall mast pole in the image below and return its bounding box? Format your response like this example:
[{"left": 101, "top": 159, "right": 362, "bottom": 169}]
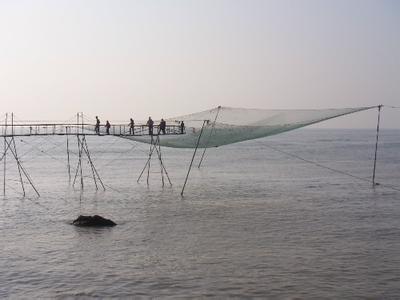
[
  {"left": 181, "top": 120, "right": 207, "bottom": 196},
  {"left": 3, "top": 113, "right": 7, "bottom": 196},
  {"left": 372, "top": 105, "right": 382, "bottom": 186},
  {"left": 198, "top": 106, "right": 221, "bottom": 169}
]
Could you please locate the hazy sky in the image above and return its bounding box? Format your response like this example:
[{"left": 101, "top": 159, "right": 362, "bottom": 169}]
[{"left": 0, "top": 0, "right": 399, "bottom": 127}]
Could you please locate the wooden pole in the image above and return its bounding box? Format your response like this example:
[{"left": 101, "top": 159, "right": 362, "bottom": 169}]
[
  {"left": 198, "top": 106, "right": 221, "bottom": 168},
  {"left": 181, "top": 120, "right": 207, "bottom": 196},
  {"left": 82, "top": 135, "right": 105, "bottom": 191},
  {"left": 81, "top": 112, "right": 84, "bottom": 133},
  {"left": 11, "top": 113, "right": 25, "bottom": 196},
  {"left": 137, "top": 138, "right": 157, "bottom": 183},
  {"left": 83, "top": 136, "right": 98, "bottom": 190},
  {"left": 5, "top": 137, "right": 40, "bottom": 197},
  {"left": 66, "top": 127, "right": 71, "bottom": 183},
  {"left": 372, "top": 105, "right": 382, "bottom": 186},
  {"left": 79, "top": 137, "right": 84, "bottom": 190},
  {"left": 73, "top": 136, "right": 80, "bottom": 186},
  {"left": 147, "top": 136, "right": 153, "bottom": 185},
  {"left": 154, "top": 135, "right": 172, "bottom": 186},
  {"left": 157, "top": 136, "right": 165, "bottom": 187},
  {"left": 3, "top": 113, "right": 7, "bottom": 196}
]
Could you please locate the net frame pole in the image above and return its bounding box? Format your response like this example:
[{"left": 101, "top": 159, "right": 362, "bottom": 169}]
[
  {"left": 79, "top": 115, "right": 84, "bottom": 189},
  {"left": 372, "top": 105, "right": 382, "bottom": 186},
  {"left": 137, "top": 137, "right": 157, "bottom": 183},
  {"left": 3, "top": 113, "right": 7, "bottom": 196},
  {"left": 147, "top": 136, "right": 153, "bottom": 185},
  {"left": 11, "top": 113, "right": 25, "bottom": 196},
  {"left": 181, "top": 120, "right": 207, "bottom": 196},
  {"left": 82, "top": 135, "right": 98, "bottom": 190},
  {"left": 198, "top": 106, "right": 221, "bottom": 169},
  {"left": 73, "top": 134, "right": 84, "bottom": 189},
  {"left": 137, "top": 134, "right": 173, "bottom": 186},
  {"left": 4, "top": 137, "right": 40, "bottom": 197},
  {"left": 158, "top": 136, "right": 164, "bottom": 187},
  {"left": 73, "top": 113, "right": 84, "bottom": 190},
  {"left": 154, "top": 135, "right": 172, "bottom": 186},
  {"left": 72, "top": 123, "right": 105, "bottom": 191},
  {"left": 81, "top": 112, "right": 84, "bottom": 133},
  {"left": 0, "top": 112, "right": 40, "bottom": 197},
  {"left": 81, "top": 135, "right": 106, "bottom": 191},
  {"left": 66, "top": 126, "right": 71, "bottom": 183}
]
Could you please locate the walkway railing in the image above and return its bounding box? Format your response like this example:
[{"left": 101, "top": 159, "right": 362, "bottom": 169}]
[{"left": 0, "top": 123, "right": 185, "bottom": 137}]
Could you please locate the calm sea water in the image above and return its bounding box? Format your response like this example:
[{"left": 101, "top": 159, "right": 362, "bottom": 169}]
[{"left": 1, "top": 129, "right": 399, "bottom": 299}]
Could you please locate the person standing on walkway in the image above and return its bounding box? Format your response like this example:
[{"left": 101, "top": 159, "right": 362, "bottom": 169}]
[
  {"left": 95, "top": 116, "right": 100, "bottom": 134},
  {"left": 147, "top": 117, "right": 154, "bottom": 135},
  {"left": 105, "top": 120, "right": 111, "bottom": 135},
  {"left": 159, "top": 118, "right": 166, "bottom": 134},
  {"left": 180, "top": 121, "right": 185, "bottom": 134},
  {"left": 129, "top": 118, "right": 135, "bottom": 135}
]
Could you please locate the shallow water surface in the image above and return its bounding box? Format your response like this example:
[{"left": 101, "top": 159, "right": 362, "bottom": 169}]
[{"left": 1, "top": 129, "right": 400, "bottom": 298}]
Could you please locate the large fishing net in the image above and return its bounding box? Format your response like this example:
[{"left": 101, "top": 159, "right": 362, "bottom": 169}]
[{"left": 121, "top": 106, "right": 376, "bottom": 148}]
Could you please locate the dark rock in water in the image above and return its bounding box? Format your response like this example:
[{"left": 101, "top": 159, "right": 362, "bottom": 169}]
[{"left": 72, "top": 215, "right": 117, "bottom": 227}]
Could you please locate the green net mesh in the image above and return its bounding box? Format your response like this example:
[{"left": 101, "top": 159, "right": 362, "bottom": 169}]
[{"left": 123, "top": 106, "right": 376, "bottom": 148}]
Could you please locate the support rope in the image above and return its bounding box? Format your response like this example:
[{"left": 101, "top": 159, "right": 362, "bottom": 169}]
[{"left": 259, "top": 142, "right": 400, "bottom": 193}]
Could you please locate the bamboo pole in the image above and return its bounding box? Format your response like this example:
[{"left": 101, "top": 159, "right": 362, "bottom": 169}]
[
  {"left": 154, "top": 135, "right": 172, "bottom": 186},
  {"left": 66, "top": 127, "right": 71, "bottom": 183},
  {"left": 181, "top": 120, "right": 207, "bottom": 196},
  {"left": 198, "top": 106, "right": 221, "bottom": 168},
  {"left": 3, "top": 113, "right": 7, "bottom": 195},
  {"left": 372, "top": 105, "right": 382, "bottom": 186},
  {"left": 11, "top": 113, "right": 25, "bottom": 196},
  {"left": 137, "top": 138, "right": 157, "bottom": 183}
]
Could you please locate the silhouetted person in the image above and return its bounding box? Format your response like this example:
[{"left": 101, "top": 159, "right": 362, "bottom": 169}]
[
  {"left": 180, "top": 121, "right": 185, "bottom": 134},
  {"left": 159, "top": 118, "right": 166, "bottom": 134},
  {"left": 105, "top": 120, "right": 111, "bottom": 135},
  {"left": 129, "top": 118, "right": 135, "bottom": 135},
  {"left": 95, "top": 116, "right": 101, "bottom": 134},
  {"left": 147, "top": 117, "right": 154, "bottom": 135}
]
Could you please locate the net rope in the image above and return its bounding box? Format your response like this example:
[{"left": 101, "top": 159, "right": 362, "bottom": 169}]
[{"left": 255, "top": 140, "right": 400, "bottom": 193}]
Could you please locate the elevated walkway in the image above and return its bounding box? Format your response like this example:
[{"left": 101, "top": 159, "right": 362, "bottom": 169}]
[
  {"left": 0, "top": 113, "right": 184, "bottom": 197},
  {"left": 0, "top": 123, "right": 184, "bottom": 137}
]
